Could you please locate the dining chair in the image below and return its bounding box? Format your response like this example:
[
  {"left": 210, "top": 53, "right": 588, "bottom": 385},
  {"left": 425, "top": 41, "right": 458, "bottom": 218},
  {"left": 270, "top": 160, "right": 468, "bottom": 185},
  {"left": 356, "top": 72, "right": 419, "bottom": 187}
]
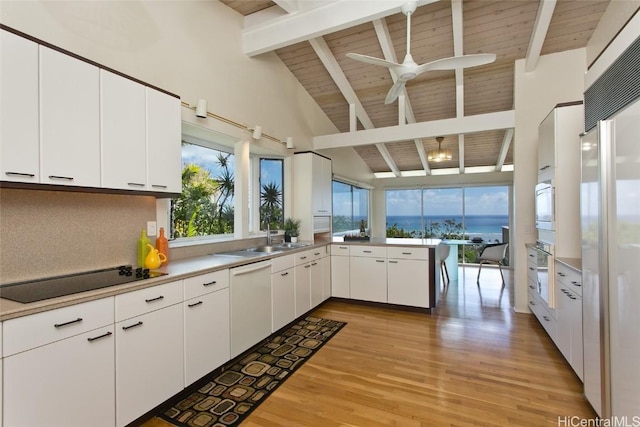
[
  {"left": 438, "top": 243, "right": 451, "bottom": 285},
  {"left": 476, "top": 243, "right": 509, "bottom": 287}
]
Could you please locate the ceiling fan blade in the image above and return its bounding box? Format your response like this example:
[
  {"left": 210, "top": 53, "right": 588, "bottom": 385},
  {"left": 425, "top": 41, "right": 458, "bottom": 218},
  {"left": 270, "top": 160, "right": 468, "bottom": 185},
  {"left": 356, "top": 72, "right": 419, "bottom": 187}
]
[
  {"left": 346, "top": 53, "right": 400, "bottom": 69},
  {"left": 415, "top": 53, "right": 497, "bottom": 74},
  {"left": 384, "top": 79, "right": 407, "bottom": 105}
]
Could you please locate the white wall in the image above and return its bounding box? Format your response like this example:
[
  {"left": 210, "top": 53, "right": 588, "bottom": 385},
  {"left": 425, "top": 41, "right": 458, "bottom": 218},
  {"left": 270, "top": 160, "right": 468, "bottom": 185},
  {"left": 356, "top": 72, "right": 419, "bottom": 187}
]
[{"left": 512, "top": 48, "right": 586, "bottom": 313}]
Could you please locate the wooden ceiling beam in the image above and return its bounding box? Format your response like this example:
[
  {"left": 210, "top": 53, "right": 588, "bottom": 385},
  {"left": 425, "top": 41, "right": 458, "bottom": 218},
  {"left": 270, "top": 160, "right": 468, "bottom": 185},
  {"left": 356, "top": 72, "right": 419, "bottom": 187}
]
[
  {"left": 314, "top": 110, "right": 516, "bottom": 149},
  {"left": 525, "top": 0, "right": 557, "bottom": 72},
  {"left": 309, "top": 36, "right": 399, "bottom": 176},
  {"left": 243, "top": 0, "right": 438, "bottom": 56},
  {"left": 496, "top": 128, "right": 514, "bottom": 171}
]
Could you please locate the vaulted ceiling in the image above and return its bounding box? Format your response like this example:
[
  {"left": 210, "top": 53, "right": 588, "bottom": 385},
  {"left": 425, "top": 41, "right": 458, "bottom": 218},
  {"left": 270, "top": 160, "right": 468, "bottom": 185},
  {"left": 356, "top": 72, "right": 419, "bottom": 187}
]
[{"left": 220, "top": 0, "right": 609, "bottom": 176}]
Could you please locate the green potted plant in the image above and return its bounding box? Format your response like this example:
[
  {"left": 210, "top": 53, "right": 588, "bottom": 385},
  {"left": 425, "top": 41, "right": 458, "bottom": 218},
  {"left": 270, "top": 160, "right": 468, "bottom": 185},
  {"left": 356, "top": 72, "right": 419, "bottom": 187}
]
[{"left": 284, "top": 217, "right": 301, "bottom": 243}]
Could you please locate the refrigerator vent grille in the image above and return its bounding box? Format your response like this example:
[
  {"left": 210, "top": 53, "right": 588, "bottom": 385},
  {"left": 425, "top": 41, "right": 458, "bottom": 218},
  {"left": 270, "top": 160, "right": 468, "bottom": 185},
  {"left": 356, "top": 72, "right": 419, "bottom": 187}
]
[{"left": 585, "top": 35, "right": 640, "bottom": 131}]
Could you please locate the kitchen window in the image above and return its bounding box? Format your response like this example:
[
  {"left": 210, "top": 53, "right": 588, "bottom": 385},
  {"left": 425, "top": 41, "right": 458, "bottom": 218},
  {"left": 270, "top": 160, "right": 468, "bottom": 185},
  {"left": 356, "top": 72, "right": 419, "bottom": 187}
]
[
  {"left": 170, "top": 141, "right": 235, "bottom": 239},
  {"left": 259, "top": 158, "right": 284, "bottom": 229},
  {"left": 332, "top": 180, "right": 369, "bottom": 236}
]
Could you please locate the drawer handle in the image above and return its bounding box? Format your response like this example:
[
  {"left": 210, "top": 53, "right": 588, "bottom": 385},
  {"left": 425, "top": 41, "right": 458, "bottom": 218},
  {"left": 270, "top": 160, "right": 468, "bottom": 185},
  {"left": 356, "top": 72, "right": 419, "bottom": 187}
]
[
  {"left": 543, "top": 316, "right": 550, "bottom": 321},
  {"left": 529, "top": 285, "right": 535, "bottom": 289},
  {"left": 529, "top": 301, "right": 536, "bottom": 306},
  {"left": 122, "top": 321, "right": 143, "bottom": 331},
  {"left": 127, "top": 182, "right": 145, "bottom": 187},
  {"left": 311, "top": 262, "right": 318, "bottom": 266},
  {"left": 54, "top": 317, "right": 83, "bottom": 328},
  {"left": 203, "top": 280, "right": 217, "bottom": 286},
  {"left": 5, "top": 171, "right": 35, "bottom": 177},
  {"left": 145, "top": 295, "right": 164, "bottom": 303},
  {"left": 87, "top": 331, "right": 113, "bottom": 342},
  {"left": 281, "top": 272, "right": 289, "bottom": 276},
  {"left": 305, "top": 264, "right": 311, "bottom": 269},
  {"left": 339, "top": 246, "right": 348, "bottom": 249},
  {"left": 529, "top": 267, "right": 534, "bottom": 271},
  {"left": 363, "top": 250, "right": 372, "bottom": 253},
  {"left": 389, "top": 260, "right": 398, "bottom": 264},
  {"left": 49, "top": 175, "right": 74, "bottom": 181},
  {"left": 402, "top": 252, "right": 412, "bottom": 255},
  {"left": 529, "top": 254, "right": 535, "bottom": 257},
  {"left": 540, "top": 165, "right": 550, "bottom": 171},
  {"left": 188, "top": 301, "right": 203, "bottom": 308},
  {"left": 314, "top": 252, "right": 321, "bottom": 256},
  {"left": 151, "top": 184, "right": 168, "bottom": 189},
  {"left": 376, "top": 259, "right": 385, "bottom": 263},
  {"left": 558, "top": 272, "right": 565, "bottom": 277},
  {"left": 300, "top": 256, "right": 307, "bottom": 260},
  {"left": 571, "top": 281, "right": 581, "bottom": 286}
]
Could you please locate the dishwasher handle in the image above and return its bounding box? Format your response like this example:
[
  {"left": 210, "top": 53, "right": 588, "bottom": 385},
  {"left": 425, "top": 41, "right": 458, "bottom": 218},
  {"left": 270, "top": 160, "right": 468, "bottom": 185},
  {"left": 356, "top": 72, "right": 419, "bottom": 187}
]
[{"left": 231, "top": 262, "right": 272, "bottom": 276}]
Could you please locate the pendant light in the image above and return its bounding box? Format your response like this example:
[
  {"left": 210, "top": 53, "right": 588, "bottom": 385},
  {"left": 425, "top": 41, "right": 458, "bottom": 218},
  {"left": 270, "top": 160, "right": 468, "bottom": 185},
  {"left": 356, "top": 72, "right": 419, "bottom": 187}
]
[{"left": 427, "top": 136, "right": 452, "bottom": 162}]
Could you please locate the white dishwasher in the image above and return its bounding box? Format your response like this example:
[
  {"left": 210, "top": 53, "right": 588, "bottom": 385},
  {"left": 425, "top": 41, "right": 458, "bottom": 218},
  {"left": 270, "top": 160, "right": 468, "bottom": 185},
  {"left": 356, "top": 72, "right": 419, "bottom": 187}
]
[{"left": 230, "top": 260, "right": 272, "bottom": 357}]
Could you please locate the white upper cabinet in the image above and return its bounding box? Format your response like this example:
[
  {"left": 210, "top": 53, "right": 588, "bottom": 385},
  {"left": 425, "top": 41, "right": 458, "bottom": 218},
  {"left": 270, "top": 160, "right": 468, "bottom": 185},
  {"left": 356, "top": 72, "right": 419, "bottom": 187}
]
[
  {"left": 100, "top": 70, "right": 147, "bottom": 190},
  {"left": 146, "top": 88, "right": 182, "bottom": 194},
  {"left": 40, "top": 46, "right": 100, "bottom": 187},
  {"left": 312, "top": 153, "right": 332, "bottom": 215},
  {"left": 0, "top": 30, "right": 39, "bottom": 183}
]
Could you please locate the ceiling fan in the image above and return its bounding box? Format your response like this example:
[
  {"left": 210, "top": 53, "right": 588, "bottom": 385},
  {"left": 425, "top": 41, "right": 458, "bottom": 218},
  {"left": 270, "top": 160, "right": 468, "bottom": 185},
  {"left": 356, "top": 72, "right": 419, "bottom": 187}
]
[{"left": 346, "top": 1, "right": 497, "bottom": 105}]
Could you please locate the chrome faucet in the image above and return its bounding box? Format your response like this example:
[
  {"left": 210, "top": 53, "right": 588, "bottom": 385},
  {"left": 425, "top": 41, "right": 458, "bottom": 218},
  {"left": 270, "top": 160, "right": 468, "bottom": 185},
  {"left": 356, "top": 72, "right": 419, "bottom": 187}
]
[{"left": 266, "top": 222, "right": 272, "bottom": 246}]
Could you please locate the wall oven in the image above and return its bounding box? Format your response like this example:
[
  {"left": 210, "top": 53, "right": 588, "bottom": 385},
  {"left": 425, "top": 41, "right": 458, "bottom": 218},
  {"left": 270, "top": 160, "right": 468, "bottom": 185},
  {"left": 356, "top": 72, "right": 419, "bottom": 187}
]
[{"left": 535, "top": 180, "right": 555, "bottom": 230}]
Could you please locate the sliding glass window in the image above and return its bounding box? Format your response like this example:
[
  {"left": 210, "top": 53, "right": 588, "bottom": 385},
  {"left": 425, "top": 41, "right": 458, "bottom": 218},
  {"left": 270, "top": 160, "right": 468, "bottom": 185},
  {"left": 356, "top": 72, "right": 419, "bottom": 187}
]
[{"left": 332, "top": 181, "right": 369, "bottom": 236}]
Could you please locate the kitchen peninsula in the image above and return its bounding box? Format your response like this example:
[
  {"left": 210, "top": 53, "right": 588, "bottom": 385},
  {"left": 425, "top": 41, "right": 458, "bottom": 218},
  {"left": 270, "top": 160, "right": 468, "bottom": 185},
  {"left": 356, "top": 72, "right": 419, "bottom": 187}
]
[{"left": 331, "top": 237, "right": 442, "bottom": 309}]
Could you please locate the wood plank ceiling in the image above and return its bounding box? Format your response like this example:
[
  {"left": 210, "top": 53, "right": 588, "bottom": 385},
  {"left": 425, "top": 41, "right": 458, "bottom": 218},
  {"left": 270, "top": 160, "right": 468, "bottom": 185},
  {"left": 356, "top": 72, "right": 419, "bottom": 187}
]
[{"left": 220, "top": 0, "right": 609, "bottom": 175}]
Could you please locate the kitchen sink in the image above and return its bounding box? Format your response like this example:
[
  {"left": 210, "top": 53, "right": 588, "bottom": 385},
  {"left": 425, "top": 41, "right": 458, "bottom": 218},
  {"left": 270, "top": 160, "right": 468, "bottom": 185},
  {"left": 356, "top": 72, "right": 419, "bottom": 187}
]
[
  {"left": 245, "top": 245, "right": 280, "bottom": 253},
  {"left": 217, "top": 242, "right": 311, "bottom": 258},
  {"left": 275, "top": 242, "right": 311, "bottom": 249}
]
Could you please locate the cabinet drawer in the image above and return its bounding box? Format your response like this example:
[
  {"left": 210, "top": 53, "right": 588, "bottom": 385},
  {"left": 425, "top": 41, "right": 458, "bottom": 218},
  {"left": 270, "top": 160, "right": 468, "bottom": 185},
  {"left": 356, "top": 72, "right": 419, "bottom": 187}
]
[
  {"left": 350, "top": 245, "right": 387, "bottom": 258},
  {"left": 309, "top": 247, "right": 326, "bottom": 261},
  {"left": 528, "top": 291, "right": 557, "bottom": 343},
  {"left": 294, "top": 249, "right": 316, "bottom": 266},
  {"left": 331, "top": 244, "right": 350, "bottom": 256},
  {"left": 555, "top": 263, "right": 582, "bottom": 296},
  {"left": 3, "top": 297, "right": 114, "bottom": 356},
  {"left": 527, "top": 260, "right": 537, "bottom": 283},
  {"left": 184, "top": 269, "right": 229, "bottom": 300},
  {"left": 387, "top": 246, "right": 429, "bottom": 260},
  {"left": 272, "top": 254, "right": 295, "bottom": 273},
  {"left": 116, "top": 280, "right": 183, "bottom": 322}
]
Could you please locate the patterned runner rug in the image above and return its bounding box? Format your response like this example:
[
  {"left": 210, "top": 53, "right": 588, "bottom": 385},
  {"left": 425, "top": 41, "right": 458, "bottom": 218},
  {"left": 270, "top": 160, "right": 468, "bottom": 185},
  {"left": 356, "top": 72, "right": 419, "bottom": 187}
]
[{"left": 159, "top": 316, "right": 346, "bottom": 427}]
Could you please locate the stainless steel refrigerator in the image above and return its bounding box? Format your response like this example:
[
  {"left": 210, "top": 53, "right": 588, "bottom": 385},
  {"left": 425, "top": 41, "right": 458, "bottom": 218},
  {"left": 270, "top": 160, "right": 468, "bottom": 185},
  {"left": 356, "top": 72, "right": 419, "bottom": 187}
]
[{"left": 580, "top": 97, "right": 640, "bottom": 418}]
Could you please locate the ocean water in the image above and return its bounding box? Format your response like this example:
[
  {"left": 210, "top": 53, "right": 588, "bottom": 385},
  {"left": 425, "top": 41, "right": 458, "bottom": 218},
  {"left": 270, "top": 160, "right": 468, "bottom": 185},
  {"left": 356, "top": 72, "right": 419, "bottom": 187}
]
[{"left": 386, "top": 215, "right": 509, "bottom": 242}]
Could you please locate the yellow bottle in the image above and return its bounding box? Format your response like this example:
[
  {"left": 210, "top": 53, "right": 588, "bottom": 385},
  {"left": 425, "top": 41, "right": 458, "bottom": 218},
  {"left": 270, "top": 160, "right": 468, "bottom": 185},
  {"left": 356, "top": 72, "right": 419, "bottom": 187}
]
[{"left": 137, "top": 230, "right": 151, "bottom": 268}]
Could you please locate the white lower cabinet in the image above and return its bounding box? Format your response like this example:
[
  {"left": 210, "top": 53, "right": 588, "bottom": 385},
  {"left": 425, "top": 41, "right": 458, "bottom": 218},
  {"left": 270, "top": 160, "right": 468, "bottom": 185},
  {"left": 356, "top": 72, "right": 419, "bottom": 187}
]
[
  {"left": 387, "top": 259, "right": 429, "bottom": 307},
  {"left": 116, "top": 298, "right": 184, "bottom": 426},
  {"left": 310, "top": 260, "right": 323, "bottom": 308},
  {"left": 331, "top": 252, "right": 350, "bottom": 298},
  {"left": 184, "top": 288, "right": 230, "bottom": 387},
  {"left": 2, "top": 298, "right": 115, "bottom": 427},
  {"left": 556, "top": 283, "right": 583, "bottom": 380},
  {"left": 272, "top": 267, "right": 295, "bottom": 331},
  {"left": 321, "top": 254, "right": 331, "bottom": 302},
  {"left": 350, "top": 256, "right": 387, "bottom": 303},
  {"left": 294, "top": 263, "right": 312, "bottom": 316}
]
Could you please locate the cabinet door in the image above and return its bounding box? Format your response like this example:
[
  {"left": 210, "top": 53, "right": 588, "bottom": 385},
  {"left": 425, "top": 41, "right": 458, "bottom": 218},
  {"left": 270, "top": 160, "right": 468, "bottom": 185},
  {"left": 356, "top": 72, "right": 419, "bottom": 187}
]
[
  {"left": 116, "top": 304, "right": 184, "bottom": 427},
  {"left": 3, "top": 326, "right": 115, "bottom": 427},
  {"left": 555, "top": 286, "right": 572, "bottom": 362},
  {"left": 184, "top": 288, "right": 230, "bottom": 387},
  {"left": 294, "top": 263, "right": 311, "bottom": 316},
  {"left": 387, "top": 259, "right": 429, "bottom": 307},
  {"left": 312, "top": 154, "right": 332, "bottom": 215},
  {"left": 331, "top": 255, "right": 350, "bottom": 298},
  {"left": 272, "top": 268, "right": 295, "bottom": 331},
  {"left": 40, "top": 46, "right": 100, "bottom": 187},
  {"left": 569, "top": 292, "right": 583, "bottom": 380},
  {"left": 100, "top": 70, "right": 147, "bottom": 190},
  {"left": 0, "top": 30, "right": 39, "bottom": 183},
  {"left": 350, "top": 257, "right": 387, "bottom": 303},
  {"left": 321, "top": 255, "right": 331, "bottom": 302},
  {"left": 146, "top": 88, "right": 181, "bottom": 193},
  {"left": 310, "top": 260, "right": 323, "bottom": 308}
]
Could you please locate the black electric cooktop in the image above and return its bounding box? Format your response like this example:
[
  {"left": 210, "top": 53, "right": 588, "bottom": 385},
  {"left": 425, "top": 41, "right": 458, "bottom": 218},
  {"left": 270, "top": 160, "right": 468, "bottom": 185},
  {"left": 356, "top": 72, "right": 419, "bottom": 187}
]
[{"left": 0, "top": 266, "right": 167, "bottom": 304}]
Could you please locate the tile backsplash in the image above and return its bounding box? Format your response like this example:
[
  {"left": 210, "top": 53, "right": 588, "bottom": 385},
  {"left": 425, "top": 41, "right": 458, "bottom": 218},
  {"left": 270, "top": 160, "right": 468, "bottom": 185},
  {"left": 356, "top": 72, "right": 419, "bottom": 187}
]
[{"left": 0, "top": 188, "right": 156, "bottom": 283}]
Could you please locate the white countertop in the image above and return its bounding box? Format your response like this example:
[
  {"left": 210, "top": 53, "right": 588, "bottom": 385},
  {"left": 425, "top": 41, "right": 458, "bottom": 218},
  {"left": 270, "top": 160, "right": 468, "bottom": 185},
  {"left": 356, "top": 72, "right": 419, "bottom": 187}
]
[{"left": 332, "top": 237, "right": 442, "bottom": 247}]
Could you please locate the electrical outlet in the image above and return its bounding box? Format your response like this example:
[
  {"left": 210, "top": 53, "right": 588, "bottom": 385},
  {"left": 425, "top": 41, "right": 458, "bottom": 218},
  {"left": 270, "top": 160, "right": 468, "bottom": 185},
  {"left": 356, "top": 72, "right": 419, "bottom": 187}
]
[{"left": 147, "top": 221, "right": 157, "bottom": 237}]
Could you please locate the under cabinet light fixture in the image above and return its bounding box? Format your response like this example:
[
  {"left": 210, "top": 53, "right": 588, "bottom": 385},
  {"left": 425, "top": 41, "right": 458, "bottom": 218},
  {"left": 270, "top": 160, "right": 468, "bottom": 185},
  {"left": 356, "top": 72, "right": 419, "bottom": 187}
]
[{"left": 195, "top": 99, "right": 208, "bottom": 118}]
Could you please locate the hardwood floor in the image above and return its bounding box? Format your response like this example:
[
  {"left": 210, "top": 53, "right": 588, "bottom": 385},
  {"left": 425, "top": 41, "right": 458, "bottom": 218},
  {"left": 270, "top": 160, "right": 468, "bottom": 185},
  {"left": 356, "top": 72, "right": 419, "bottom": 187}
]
[{"left": 143, "top": 265, "right": 596, "bottom": 427}]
